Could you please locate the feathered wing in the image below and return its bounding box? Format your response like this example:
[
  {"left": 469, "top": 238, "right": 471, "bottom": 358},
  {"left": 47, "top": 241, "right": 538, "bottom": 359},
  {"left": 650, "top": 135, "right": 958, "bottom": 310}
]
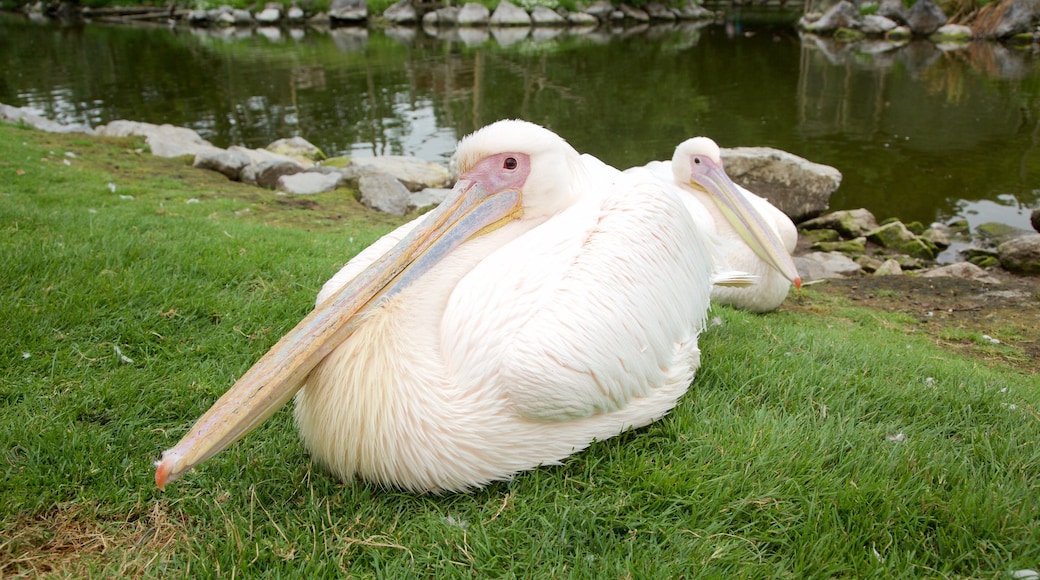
[{"left": 441, "top": 172, "right": 714, "bottom": 424}]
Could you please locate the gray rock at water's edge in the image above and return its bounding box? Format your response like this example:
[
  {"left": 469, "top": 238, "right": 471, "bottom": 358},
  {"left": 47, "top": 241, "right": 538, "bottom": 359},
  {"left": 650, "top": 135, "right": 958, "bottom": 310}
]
[
  {"left": 619, "top": 4, "right": 650, "bottom": 21},
  {"left": 349, "top": 155, "right": 452, "bottom": 190},
  {"left": 861, "top": 14, "right": 899, "bottom": 35},
  {"left": 95, "top": 120, "right": 221, "bottom": 158},
  {"left": 360, "top": 173, "right": 411, "bottom": 215},
  {"left": 329, "top": 0, "right": 367, "bottom": 23},
  {"left": 457, "top": 2, "right": 491, "bottom": 26},
  {"left": 720, "top": 146, "right": 842, "bottom": 223},
  {"left": 383, "top": 0, "right": 418, "bottom": 24},
  {"left": 583, "top": 0, "right": 614, "bottom": 19},
  {"left": 234, "top": 147, "right": 306, "bottom": 187},
  {"left": 801, "top": 208, "right": 880, "bottom": 238},
  {"left": 997, "top": 234, "right": 1040, "bottom": 275},
  {"left": 490, "top": 0, "right": 530, "bottom": 26},
  {"left": 931, "top": 23, "right": 973, "bottom": 41},
  {"left": 531, "top": 5, "right": 567, "bottom": 24},
  {"left": 233, "top": 8, "right": 254, "bottom": 24},
  {"left": 568, "top": 11, "right": 599, "bottom": 25},
  {"left": 287, "top": 5, "right": 305, "bottom": 20},
  {"left": 921, "top": 262, "right": 1003, "bottom": 284},
  {"left": 794, "top": 251, "right": 863, "bottom": 281},
  {"left": 277, "top": 169, "right": 344, "bottom": 195},
  {"left": 800, "top": 0, "right": 863, "bottom": 32},
  {"left": 1032, "top": 208, "right": 1040, "bottom": 233},
  {"left": 877, "top": 0, "right": 908, "bottom": 24},
  {"left": 267, "top": 136, "right": 324, "bottom": 163},
  {"left": 674, "top": 0, "right": 714, "bottom": 19},
  {"left": 974, "top": 0, "right": 1040, "bottom": 39},
  {"left": 906, "top": 0, "right": 947, "bottom": 36},
  {"left": 0, "top": 103, "right": 95, "bottom": 134},
  {"left": 424, "top": 6, "right": 459, "bottom": 26},
  {"left": 874, "top": 258, "right": 903, "bottom": 276},
  {"left": 255, "top": 2, "right": 283, "bottom": 23},
  {"left": 193, "top": 147, "right": 253, "bottom": 180},
  {"left": 645, "top": 2, "right": 678, "bottom": 20}
]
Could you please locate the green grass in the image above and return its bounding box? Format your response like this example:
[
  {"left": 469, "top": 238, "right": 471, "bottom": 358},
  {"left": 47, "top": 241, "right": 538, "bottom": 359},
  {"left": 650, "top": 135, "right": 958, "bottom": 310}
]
[{"left": 1, "top": 121, "right": 1039, "bottom": 577}]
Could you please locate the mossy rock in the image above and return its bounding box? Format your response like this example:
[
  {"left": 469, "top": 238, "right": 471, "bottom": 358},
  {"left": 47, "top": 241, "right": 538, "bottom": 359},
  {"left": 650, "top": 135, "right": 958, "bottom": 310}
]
[
  {"left": 322, "top": 156, "right": 353, "bottom": 168},
  {"left": 813, "top": 237, "right": 867, "bottom": 255},
  {"left": 834, "top": 27, "right": 866, "bottom": 41},
  {"left": 976, "top": 221, "right": 1031, "bottom": 244},
  {"left": 969, "top": 255, "right": 1000, "bottom": 268},
  {"left": 886, "top": 26, "right": 911, "bottom": 39},
  {"left": 801, "top": 228, "right": 840, "bottom": 243},
  {"left": 895, "top": 238, "right": 935, "bottom": 260},
  {"left": 904, "top": 221, "right": 925, "bottom": 235},
  {"left": 946, "top": 219, "right": 970, "bottom": 235}
]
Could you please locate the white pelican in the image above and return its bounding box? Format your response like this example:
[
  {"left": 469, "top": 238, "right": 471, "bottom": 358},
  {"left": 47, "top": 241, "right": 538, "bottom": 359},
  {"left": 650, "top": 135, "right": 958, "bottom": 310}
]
[
  {"left": 155, "top": 120, "right": 718, "bottom": 493},
  {"left": 627, "top": 137, "right": 800, "bottom": 313}
]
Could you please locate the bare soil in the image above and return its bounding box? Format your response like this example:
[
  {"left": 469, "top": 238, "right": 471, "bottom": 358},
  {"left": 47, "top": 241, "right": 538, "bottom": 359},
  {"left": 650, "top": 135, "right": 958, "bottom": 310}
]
[{"left": 783, "top": 272, "right": 1040, "bottom": 373}]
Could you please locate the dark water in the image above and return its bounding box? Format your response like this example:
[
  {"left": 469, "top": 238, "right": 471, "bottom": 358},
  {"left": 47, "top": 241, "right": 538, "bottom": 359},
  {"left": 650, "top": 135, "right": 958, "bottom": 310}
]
[{"left": 2, "top": 12, "right": 1038, "bottom": 231}]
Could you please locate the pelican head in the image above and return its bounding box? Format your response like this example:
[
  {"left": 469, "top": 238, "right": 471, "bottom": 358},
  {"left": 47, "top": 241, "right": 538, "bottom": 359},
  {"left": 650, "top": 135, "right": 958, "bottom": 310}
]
[
  {"left": 672, "top": 137, "right": 801, "bottom": 289},
  {"left": 155, "top": 119, "right": 582, "bottom": 489}
]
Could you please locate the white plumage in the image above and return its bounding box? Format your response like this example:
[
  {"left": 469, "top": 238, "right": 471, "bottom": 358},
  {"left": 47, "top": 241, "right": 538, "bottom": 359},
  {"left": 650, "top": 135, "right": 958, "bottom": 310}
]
[
  {"left": 157, "top": 120, "right": 718, "bottom": 492},
  {"left": 627, "top": 137, "right": 800, "bottom": 313}
]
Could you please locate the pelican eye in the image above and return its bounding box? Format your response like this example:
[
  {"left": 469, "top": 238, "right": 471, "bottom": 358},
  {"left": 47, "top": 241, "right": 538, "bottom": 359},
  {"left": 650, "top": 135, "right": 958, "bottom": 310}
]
[
  {"left": 693, "top": 157, "right": 702, "bottom": 165},
  {"left": 503, "top": 157, "right": 518, "bottom": 170}
]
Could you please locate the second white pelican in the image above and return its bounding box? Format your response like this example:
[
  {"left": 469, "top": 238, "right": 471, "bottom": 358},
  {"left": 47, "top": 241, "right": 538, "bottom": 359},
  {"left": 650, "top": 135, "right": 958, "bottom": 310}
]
[
  {"left": 627, "top": 137, "right": 801, "bottom": 313},
  {"left": 155, "top": 120, "right": 717, "bottom": 493}
]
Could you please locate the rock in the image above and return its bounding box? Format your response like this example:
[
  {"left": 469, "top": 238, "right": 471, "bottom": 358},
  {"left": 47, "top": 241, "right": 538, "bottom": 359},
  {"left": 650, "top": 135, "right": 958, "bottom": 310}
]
[
  {"left": 801, "top": 228, "right": 841, "bottom": 243},
  {"left": 877, "top": 0, "right": 908, "bottom": 24},
  {"left": 1031, "top": 208, "right": 1040, "bottom": 233},
  {"left": 857, "top": 255, "right": 885, "bottom": 272},
  {"left": 490, "top": 1, "right": 530, "bottom": 26},
  {"left": 867, "top": 221, "right": 935, "bottom": 259},
  {"left": 976, "top": 221, "right": 1033, "bottom": 245},
  {"left": 930, "top": 23, "right": 972, "bottom": 41},
  {"left": 0, "top": 103, "right": 94, "bottom": 134},
  {"left": 409, "top": 188, "right": 451, "bottom": 213},
  {"left": 800, "top": 208, "right": 880, "bottom": 238},
  {"left": 921, "top": 226, "right": 950, "bottom": 249},
  {"left": 193, "top": 147, "right": 253, "bottom": 180},
  {"left": 255, "top": 2, "right": 282, "bottom": 23},
  {"left": 972, "top": 0, "right": 1040, "bottom": 39},
  {"left": 531, "top": 6, "right": 567, "bottom": 24},
  {"left": 234, "top": 147, "right": 306, "bottom": 188},
  {"left": 383, "top": 0, "right": 418, "bottom": 24},
  {"left": 95, "top": 120, "right": 221, "bottom": 158},
  {"left": 457, "top": 2, "right": 491, "bottom": 26},
  {"left": 350, "top": 156, "right": 452, "bottom": 190},
  {"left": 921, "top": 262, "right": 1002, "bottom": 284},
  {"left": 874, "top": 258, "right": 903, "bottom": 276},
  {"left": 329, "top": 0, "right": 367, "bottom": 23},
  {"left": 674, "top": 0, "right": 714, "bottom": 19},
  {"left": 359, "top": 173, "right": 411, "bottom": 215},
  {"left": 233, "top": 8, "right": 254, "bottom": 24},
  {"left": 645, "top": 2, "right": 677, "bottom": 20},
  {"left": 861, "top": 14, "right": 899, "bottom": 34},
  {"left": 801, "top": 0, "right": 863, "bottom": 32},
  {"left": 794, "top": 251, "right": 863, "bottom": 281},
  {"left": 567, "top": 11, "right": 599, "bottom": 25},
  {"left": 997, "top": 234, "right": 1040, "bottom": 274},
  {"left": 266, "top": 136, "right": 324, "bottom": 163},
  {"left": 277, "top": 170, "right": 344, "bottom": 195},
  {"left": 424, "top": 6, "right": 459, "bottom": 26},
  {"left": 719, "top": 147, "right": 842, "bottom": 222},
  {"left": 188, "top": 9, "right": 211, "bottom": 25},
  {"left": 619, "top": 4, "right": 650, "bottom": 21},
  {"left": 583, "top": 0, "right": 615, "bottom": 19},
  {"left": 906, "top": 0, "right": 947, "bottom": 35},
  {"left": 287, "top": 4, "right": 305, "bottom": 20},
  {"left": 813, "top": 236, "right": 867, "bottom": 254},
  {"left": 887, "top": 25, "right": 912, "bottom": 39},
  {"left": 946, "top": 217, "right": 970, "bottom": 235}
]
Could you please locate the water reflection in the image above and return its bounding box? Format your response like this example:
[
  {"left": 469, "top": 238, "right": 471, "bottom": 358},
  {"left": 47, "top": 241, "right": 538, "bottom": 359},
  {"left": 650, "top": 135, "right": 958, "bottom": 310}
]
[{"left": 1, "top": 13, "right": 1037, "bottom": 230}]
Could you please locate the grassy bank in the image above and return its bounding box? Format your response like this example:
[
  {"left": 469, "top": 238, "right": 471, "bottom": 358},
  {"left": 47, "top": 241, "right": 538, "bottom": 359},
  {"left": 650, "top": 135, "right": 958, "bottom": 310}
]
[{"left": 1, "top": 121, "right": 1039, "bottom": 577}]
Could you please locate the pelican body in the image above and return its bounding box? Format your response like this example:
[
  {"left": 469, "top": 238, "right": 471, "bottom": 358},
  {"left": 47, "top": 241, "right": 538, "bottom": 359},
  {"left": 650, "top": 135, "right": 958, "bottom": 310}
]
[
  {"left": 156, "top": 120, "right": 715, "bottom": 492},
  {"left": 627, "top": 137, "right": 800, "bottom": 313}
]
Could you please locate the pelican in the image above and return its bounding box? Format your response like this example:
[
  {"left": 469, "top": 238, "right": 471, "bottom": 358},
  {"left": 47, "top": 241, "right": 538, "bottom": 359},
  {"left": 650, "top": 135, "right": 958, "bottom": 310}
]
[
  {"left": 627, "top": 137, "right": 800, "bottom": 313},
  {"left": 155, "top": 120, "right": 718, "bottom": 493}
]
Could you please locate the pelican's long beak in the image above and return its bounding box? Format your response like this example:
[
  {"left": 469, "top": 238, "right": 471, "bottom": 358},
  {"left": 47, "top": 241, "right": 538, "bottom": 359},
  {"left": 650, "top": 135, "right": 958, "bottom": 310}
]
[
  {"left": 154, "top": 179, "right": 523, "bottom": 490},
  {"left": 689, "top": 158, "right": 801, "bottom": 289}
]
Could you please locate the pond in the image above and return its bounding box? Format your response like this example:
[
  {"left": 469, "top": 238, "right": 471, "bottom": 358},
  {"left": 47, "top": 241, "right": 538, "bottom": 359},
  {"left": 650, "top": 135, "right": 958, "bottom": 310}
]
[{"left": 2, "top": 11, "right": 1038, "bottom": 233}]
